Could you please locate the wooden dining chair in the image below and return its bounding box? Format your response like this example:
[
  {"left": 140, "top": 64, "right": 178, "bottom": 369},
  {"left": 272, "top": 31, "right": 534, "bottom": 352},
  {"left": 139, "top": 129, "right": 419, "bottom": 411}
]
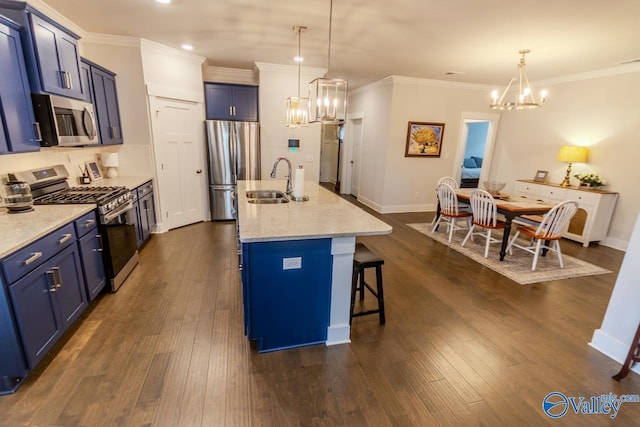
[
  {"left": 432, "top": 183, "right": 472, "bottom": 242},
  {"left": 461, "top": 189, "right": 506, "bottom": 257},
  {"left": 506, "top": 200, "right": 579, "bottom": 270}
]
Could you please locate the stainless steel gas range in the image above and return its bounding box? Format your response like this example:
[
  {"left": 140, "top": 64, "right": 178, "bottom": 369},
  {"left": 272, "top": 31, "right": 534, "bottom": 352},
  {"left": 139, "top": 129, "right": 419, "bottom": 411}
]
[{"left": 9, "top": 165, "right": 139, "bottom": 292}]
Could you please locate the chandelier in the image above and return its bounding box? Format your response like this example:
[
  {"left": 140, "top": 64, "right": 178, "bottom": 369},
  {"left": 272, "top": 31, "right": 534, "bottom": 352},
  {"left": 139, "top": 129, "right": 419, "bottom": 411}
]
[
  {"left": 286, "top": 26, "right": 310, "bottom": 127},
  {"left": 308, "top": 0, "right": 348, "bottom": 123},
  {"left": 490, "top": 49, "right": 547, "bottom": 110}
]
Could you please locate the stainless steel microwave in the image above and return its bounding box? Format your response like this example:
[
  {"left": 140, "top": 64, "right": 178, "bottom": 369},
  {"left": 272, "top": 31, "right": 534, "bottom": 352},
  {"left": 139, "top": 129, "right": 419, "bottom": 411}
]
[{"left": 31, "top": 94, "right": 99, "bottom": 147}]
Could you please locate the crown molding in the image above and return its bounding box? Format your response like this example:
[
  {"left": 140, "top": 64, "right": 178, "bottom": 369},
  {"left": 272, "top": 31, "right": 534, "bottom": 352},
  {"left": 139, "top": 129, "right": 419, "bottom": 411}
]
[
  {"left": 537, "top": 62, "right": 640, "bottom": 86},
  {"left": 82, "top": 33, "right": 141, "bottom": 48},
  {"left": 25, "top": 0, "right": 85, "bottom": 37}
]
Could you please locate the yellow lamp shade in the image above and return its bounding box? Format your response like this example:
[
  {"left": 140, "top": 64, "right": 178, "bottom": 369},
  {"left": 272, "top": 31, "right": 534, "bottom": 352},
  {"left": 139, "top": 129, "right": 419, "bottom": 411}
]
[{"left": 557, "top": 146, "right": 589, "bottom": 163}]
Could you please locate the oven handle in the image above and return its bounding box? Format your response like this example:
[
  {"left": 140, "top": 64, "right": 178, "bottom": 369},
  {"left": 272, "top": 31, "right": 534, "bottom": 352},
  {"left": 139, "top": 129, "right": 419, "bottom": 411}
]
[{"left": 102, "top": 200, "right": 134, "bottom": 223}]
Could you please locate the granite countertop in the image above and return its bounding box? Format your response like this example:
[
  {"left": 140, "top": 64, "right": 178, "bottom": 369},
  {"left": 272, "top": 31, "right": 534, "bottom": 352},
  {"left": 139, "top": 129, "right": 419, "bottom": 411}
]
[
  {"left": 238, "top": 180, "right": 392, "bottom": 243},
  {"left": 0, "top": 205, "right": 96, "bottom": 259}
]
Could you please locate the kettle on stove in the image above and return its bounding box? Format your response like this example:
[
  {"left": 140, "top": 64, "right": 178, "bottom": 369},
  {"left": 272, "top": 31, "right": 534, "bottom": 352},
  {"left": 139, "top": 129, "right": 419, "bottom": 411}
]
[{"left": 0, "top": 180, "right": 34, "bottom": 213}]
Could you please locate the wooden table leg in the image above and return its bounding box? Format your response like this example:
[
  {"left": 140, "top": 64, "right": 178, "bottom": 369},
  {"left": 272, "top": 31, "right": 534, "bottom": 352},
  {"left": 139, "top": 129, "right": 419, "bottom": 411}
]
[
  {"left": 500, "top": 214, "right": 514, "bottom": 261},
  {"left": 613, "top": 322, "right": 640, "bottom": 381}
]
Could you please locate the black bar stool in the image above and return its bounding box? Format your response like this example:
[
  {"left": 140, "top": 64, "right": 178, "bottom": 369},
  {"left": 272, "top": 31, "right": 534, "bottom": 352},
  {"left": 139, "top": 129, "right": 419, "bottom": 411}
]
[{"left": 350, "top": 242, "right": 386, "bottom": 325}]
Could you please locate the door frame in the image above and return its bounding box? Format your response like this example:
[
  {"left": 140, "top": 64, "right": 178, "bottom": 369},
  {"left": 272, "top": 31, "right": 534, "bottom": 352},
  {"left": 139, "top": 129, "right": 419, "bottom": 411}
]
[
  {"left": 340, "top": 112, "right": 365, "bottom": 195},
  {"left": 454, "top": 112, "right": 501, "bottom": 186},
  {"left": 147, "top": 95, "right": 208, "bottom": 232}
]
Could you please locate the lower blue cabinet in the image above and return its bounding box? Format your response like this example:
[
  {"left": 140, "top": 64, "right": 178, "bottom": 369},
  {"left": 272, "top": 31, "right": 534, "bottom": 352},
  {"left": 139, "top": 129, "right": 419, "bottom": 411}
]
[
  {"left": 9, "top": 243, "right": 87, "bottom": 369},
  {"left": 75, "top": 213, "right": 106, "bottom": 302},
  {"left": 242, "top": 239, "right": 332, "bottom": 353}
]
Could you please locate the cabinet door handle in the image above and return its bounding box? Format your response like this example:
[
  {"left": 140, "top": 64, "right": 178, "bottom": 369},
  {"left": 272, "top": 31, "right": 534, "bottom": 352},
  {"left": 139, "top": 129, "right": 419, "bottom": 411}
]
[
  {"left": 33, "top": 122, "right": 43, "bottom": 141},
  {"left": 83, "top": 219, "right": 96, "bottom": 228},
  {"left": 58, "top": 234, "right": 73, "bottom": 245},
  {"left": 96, "top": 234, "right": 104, "bottom": 252},
  {"left": 23, "top": 252, "right": 43, "bottom": 265},
  {"left": 51, "top": 267, "right": 63, "bottom": 288},
  {"left": 232, "top": 106, "right": 236, "bottom": 116},
  {"left": 46, "top": 270, "right": 58, "bottom": 292},
  {"left": 196, "top": 169, "right": 202, "bottom": 174},
  {"left": 61, "top": 71, "right": 72, "bottom": 89},
  {"left": 229, "top": 106, "right": 233, "bottom": 116}
]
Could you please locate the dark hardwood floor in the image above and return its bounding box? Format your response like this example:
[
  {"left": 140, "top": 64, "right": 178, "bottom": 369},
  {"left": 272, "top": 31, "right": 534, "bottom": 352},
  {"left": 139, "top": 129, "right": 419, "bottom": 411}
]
[{"left": 1, "top": 195, "right": 638, "bottom": 426}]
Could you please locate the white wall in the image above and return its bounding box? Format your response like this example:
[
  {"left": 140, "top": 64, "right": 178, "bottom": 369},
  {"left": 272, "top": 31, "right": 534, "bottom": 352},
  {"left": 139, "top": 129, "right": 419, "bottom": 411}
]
[
  {"left": 590, "top": 212, "right": 640, "bottom": 375},
  {"left": 492, "top": 69, "right": 640, "bottom": 249},
  {"left": 255, "top": 63, "right": 325, "bottom": 182},
  {"left": 348, "top": 77, "right": 491, "bottom": 213},
  {"left": 80, "top": 35, "right": 155, "bottom": 178}
]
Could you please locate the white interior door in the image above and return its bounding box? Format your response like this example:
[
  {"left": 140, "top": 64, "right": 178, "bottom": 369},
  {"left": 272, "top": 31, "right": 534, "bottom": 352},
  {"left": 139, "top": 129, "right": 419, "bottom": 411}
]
[
  {"left": 150, "top": 96, "right": 207, "bottom": 230},
  {"left": 349, "top": 118, "right": 363, "bottom": 196}
]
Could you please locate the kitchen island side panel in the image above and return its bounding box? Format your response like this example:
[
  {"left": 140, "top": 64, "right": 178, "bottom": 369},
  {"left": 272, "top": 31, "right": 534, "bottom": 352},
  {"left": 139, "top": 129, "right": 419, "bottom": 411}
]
[{"left": 243, "top": 239, "right": 332, "bottom": 353}]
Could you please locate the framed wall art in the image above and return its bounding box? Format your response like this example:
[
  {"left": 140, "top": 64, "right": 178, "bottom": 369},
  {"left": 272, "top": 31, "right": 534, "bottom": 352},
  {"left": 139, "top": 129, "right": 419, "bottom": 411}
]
[
  {"left": 533, "top": 170, "right": 549, "bottom": 182},
  {"left": 405, "top": 121, "right": 445, "bottom": 157},
  {"left": 85, "top": 161, "right": 103, "bottom": 181}
]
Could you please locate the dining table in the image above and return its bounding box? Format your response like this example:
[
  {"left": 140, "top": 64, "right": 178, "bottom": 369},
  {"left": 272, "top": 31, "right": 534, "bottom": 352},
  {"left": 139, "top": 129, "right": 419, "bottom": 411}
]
[{"left": 454, "top": 188, "right": 555, "bottom": 261}]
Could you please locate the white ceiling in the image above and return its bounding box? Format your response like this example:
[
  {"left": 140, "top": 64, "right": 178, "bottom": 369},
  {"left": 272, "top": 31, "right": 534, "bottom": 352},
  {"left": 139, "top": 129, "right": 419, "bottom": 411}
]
[{"left": 43, "top": 0, "right": 640, "bottom": 88}]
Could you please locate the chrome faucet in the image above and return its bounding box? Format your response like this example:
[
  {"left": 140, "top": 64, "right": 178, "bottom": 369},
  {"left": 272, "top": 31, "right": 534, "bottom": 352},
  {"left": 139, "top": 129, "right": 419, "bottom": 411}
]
[{"left": 270, "top": 157, "right": 292, "bottom": 195}]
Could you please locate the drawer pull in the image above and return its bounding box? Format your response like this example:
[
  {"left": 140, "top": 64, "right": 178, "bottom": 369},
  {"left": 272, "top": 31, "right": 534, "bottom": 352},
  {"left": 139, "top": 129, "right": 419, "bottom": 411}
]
[
  {"left": 46, "top": 271, "right": 58, "bottom": 292},
  {"left": 58, "top": 234, "right": 73, "bottom": 244},
  {"left": 83, "top": 219, "right": 96, "bottom": 228},
  {"left": 23, "top": 252, "right": 43, "bottom": 266}
]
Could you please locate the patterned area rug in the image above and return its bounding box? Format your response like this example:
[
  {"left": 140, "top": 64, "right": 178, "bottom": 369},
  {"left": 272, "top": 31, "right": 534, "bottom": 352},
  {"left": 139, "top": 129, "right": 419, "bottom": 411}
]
[{"left": 408, "top": 222, "right": 612, "bottom": 285}]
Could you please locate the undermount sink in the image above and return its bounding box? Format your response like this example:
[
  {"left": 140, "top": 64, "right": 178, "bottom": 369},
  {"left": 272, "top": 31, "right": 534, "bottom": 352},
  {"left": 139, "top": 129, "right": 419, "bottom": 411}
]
[
  {"left": 246, "top": 190, "right": 287, "bottom": 199},
  {"left": 246, "top": 189, "right": 289, "bottom": 204},
  {"left": 247, "top": 198, "right": 289, "bottom": 204}
]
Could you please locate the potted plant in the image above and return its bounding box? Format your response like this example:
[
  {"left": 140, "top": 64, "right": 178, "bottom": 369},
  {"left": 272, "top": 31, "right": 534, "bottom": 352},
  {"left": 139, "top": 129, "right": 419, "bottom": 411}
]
[{"left": 574, "top": 173, "right": 607, "bottom": 189}]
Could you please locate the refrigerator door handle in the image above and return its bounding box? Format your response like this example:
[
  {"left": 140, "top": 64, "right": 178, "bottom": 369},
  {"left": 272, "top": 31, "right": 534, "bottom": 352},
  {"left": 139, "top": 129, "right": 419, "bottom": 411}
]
[{"left": 231, "top": 124, "right": 238, "bottom": 183}]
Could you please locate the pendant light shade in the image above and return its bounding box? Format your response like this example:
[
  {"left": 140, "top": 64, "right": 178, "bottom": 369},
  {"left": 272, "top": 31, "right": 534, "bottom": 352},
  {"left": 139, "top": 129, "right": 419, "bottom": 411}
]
[
  {"left": 309, "top": 0, "right": 348, "bottom": 124},
  {"left": 309, "top": 77, "right": 347, "bottom": 123},
  {"left": 286, "top": 26, "right": 310, "bottom": 128}
]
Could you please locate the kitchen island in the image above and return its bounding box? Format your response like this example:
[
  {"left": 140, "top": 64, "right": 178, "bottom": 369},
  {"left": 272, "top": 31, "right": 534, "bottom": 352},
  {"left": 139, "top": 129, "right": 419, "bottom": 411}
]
[{"left": 237, "top": 180, "right": 392, "bottom": 352}]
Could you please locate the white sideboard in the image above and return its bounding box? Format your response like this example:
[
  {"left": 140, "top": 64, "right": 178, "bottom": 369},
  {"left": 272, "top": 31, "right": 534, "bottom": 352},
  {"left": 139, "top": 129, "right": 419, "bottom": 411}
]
[{"left": 514, "top": 180, "right": 618, "bottom": 247}]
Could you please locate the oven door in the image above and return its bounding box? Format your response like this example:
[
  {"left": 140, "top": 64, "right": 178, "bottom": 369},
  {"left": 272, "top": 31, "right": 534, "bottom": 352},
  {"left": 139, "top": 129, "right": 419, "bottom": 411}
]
[{"left": 100, "top": 202, "right": 139, "bottom": 292}]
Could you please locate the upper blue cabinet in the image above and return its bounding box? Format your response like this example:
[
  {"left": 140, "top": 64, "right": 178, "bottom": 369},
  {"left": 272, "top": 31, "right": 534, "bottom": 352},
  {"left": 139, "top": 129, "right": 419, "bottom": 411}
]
[
  {"left": 82, "top": 59, "right": 123, "bottom": 145},
  {"left": 205, "top": 83, "right": 258, "bottom": 122},
  {"left": 0, "top": 15, "right": 39, "bottom": 154},
  {"left": 0, "top": 1, "right": 85, "bottom": 100}
]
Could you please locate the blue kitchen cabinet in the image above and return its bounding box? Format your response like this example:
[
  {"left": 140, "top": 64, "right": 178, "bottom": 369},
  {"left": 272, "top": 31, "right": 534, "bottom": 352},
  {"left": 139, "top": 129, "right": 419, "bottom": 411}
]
[
  {"left": 0, "top": 17, "right": 39, "bottom": 154},
  {"left": 79, "top": 59, "right": 93, "bottom": 103},
  {"left": 135, "top": 181, "right": 155, "bottom": 247},
  {"left": 242, "top": 239, "right": 332, "bottom": 353},
  {"left": 0, "top": 277, "right": 28, "bottom": 395},
  {"left": 75, "top": 212, "right": 106, "bottom": 302},
  {"left": 0, "top": 2, "right": 84, "bottom": 99},
  {"left": 9, "top": 242, "right": 87, "bottom": 369},
  {"left": 88, "top": 60, "right": 123, "bottom": 145},
  {"left": 1, "top": 220, "right": 88, "bottom": 372},
  {"left": 205, "top": 82, "right": 258, "bottom": 122}
]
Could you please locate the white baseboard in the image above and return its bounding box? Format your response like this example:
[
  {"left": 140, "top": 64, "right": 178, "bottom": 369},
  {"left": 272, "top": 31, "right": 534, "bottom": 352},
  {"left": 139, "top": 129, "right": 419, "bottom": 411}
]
[
  {"left": 589, "top": 329, "right": 640, "bottom": 376},
  {"left": 602, "top": 236, "right": 629, "bottom": 252}
]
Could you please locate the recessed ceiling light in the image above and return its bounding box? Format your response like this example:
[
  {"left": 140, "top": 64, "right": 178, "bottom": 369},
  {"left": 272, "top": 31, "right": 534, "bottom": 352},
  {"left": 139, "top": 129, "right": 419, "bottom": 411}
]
[
  {"left": 294, "top": 56, "right": 303, "bottom": 63},
  {"left": 181, "top": 44, "right": 194, "bottom": 51},
  {"left": 156, "top": 0, "right": 171, "bottom": 4},
  {"left": 445, "top": 71, "right": 465, "bottom": 75}
]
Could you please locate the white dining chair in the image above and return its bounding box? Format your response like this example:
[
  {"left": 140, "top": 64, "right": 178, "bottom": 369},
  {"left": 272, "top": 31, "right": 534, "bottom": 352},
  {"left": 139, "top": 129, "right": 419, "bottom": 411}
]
[
  {"left": 506, "top": 201, "right": 579, "bottom": 270},
  {"left": 437, "top": 176, "right": 459, "bottom": 189},
  {"left": 461, "top": 189, "right": 506, "bottom": 257},
  {"left": 431, "top": 176, "right": 462, "bottom": 225},
  {"left": 432, "top": 183, "right": 472, "bottom": 242}
]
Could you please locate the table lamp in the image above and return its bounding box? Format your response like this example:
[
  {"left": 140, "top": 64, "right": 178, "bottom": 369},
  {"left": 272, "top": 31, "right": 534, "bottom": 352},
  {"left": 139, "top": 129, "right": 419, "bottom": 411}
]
[
  {"left": 102, "top": 152, "right": 120, "bottom": 178},
  {"left": 557, "top": 146, "right": 588, "bottom": 187}
]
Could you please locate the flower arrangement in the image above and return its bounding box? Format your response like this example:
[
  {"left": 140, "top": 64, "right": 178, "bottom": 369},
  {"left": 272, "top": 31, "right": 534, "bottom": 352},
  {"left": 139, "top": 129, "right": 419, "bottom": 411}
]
[{"left": 574, "top": 173, "right": 607, "bottom": 188}]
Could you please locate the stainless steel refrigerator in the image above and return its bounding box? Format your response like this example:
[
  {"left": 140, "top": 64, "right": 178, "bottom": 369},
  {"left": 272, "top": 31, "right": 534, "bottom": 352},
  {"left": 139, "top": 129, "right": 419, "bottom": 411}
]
[{"left": 206, "top": 120, "right": 260, "bottom": 220}]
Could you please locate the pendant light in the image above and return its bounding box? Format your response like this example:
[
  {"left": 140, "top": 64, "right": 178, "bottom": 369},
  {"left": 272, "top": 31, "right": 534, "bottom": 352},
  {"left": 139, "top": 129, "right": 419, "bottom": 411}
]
[
  {"left": 308, "top": 0, "right": 348, "bottom": 123},
  {"left": 286, "top": 26, "right": 310, "bottom": 127},
  {"left": 490, "top": 49, "right": 547, "bottom": 110}
]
